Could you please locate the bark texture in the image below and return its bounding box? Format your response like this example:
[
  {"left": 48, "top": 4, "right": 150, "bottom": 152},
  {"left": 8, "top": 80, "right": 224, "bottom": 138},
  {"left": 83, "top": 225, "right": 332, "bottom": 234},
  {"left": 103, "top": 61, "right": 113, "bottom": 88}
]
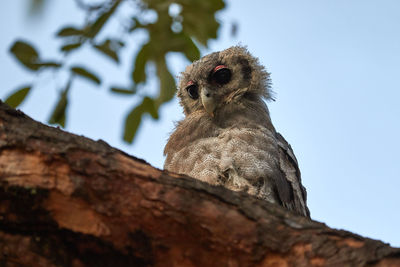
[{"left": 0, "top": 101, "right": 399, "bottom": 267}]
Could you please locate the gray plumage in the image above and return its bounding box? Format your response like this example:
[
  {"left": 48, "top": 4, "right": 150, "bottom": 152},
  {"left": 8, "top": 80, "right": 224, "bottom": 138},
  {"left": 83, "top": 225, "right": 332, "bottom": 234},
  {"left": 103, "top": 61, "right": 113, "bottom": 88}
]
[{"left": 164, "top": 46, "right": 310, "bottom": 217}]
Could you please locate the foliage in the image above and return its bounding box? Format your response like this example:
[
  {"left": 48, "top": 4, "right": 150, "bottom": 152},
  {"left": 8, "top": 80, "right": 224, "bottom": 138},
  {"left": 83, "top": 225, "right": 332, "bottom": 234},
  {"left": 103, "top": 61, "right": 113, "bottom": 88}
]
[{"left": 5, "top": 0, "right": 225, "bottom": 142}]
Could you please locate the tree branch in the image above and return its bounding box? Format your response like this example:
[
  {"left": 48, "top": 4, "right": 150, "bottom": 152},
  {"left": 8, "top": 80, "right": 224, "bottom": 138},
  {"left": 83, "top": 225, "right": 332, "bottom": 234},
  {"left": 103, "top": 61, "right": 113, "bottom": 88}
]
[{"left": 0, "top": 101, "right": 399, "bottom": 266}]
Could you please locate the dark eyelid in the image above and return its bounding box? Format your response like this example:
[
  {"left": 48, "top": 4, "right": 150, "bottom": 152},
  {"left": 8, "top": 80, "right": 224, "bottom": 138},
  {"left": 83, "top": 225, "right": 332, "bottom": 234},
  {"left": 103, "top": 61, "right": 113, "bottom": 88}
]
[
  {"left": 210, "top": 65, "right": 231, "bottom": 85},
  {"left": 212, "top": 64, "right": 227, "bottom": 74}
]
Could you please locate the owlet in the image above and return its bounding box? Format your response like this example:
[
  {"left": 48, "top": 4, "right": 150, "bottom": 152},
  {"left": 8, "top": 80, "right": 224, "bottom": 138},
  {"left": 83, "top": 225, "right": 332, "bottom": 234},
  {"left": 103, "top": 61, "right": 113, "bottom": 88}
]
[{"left": 164, "top": 46, "right": 310, "bottom": 217}]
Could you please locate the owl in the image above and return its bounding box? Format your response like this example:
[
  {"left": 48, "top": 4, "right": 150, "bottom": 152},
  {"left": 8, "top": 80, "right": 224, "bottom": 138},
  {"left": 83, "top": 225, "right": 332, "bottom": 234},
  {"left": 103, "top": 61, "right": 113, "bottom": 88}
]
[{"left": 164, "top": 46, "right": 310, "bottom": 217}]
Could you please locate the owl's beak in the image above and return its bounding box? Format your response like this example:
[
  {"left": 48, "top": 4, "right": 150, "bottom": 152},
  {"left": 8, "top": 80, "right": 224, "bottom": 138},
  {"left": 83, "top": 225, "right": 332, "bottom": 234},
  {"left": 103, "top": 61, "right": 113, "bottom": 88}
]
[{"left": 201, "top": 88, "right": 216, "bottom": 117}]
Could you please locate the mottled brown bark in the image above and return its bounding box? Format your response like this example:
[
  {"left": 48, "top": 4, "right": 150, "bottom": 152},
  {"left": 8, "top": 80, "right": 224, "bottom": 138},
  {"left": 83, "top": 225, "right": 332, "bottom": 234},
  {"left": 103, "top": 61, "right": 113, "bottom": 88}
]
[{"left": 0, "top": 101, "right": 399, "bottom": 267}]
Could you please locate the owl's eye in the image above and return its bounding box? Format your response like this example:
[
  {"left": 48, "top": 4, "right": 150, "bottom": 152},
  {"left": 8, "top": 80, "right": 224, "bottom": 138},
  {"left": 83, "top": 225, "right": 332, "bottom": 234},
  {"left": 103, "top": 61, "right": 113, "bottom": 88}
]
[
  {"left": 186, "top": 81, "right": 199, "bottom": 99},
  {"left": 211, "top": 65, "right": 231, "bottom": 85}
]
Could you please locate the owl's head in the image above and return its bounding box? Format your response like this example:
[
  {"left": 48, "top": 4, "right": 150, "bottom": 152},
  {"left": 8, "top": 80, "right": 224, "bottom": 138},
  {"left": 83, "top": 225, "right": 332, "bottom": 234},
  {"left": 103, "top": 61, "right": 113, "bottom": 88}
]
[{"left": 177, "top": 46, "right": 272, "bottom": 117}]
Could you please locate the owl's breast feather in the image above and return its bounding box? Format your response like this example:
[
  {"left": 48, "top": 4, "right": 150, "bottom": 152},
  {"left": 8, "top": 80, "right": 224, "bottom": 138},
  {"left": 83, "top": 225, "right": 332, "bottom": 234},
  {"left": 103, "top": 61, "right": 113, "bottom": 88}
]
[{"left": 165, "top": 126, "right": 278, "bottom": 185}]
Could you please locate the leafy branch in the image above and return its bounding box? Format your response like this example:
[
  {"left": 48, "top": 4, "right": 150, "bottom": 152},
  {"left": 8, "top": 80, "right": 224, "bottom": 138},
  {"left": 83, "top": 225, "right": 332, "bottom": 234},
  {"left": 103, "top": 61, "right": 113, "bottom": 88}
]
[{"left": 5, "top": 0, "right": 225, "bottom": 142}]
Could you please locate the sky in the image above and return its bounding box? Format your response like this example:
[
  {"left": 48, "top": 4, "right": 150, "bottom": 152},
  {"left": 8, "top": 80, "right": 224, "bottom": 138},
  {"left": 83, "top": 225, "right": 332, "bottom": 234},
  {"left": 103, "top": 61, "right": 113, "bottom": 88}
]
[{"left": 1, "top": 0, "right": 399, "bottom": 247}]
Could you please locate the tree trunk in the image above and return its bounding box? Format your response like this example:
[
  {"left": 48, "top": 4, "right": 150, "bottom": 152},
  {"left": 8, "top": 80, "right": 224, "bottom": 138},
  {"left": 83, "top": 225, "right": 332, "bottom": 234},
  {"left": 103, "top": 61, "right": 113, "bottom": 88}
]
[{"left": 0, "top": 101, "right": 399, "bottom": 267}]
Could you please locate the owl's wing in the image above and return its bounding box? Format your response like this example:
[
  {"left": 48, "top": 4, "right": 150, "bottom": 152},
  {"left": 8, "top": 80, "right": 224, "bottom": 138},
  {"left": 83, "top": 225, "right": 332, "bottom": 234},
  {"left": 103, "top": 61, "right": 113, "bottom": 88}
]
[{"left": 274, "top": 132, "right": 310, "bottom": 217}]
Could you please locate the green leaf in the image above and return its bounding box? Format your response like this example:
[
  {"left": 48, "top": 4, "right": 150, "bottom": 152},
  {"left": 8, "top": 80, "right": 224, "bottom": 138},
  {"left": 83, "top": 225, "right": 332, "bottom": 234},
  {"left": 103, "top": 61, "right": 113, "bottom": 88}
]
[
  {"left": 4, "top": 85, "right": 32, "bottom": 108},
  {"left": 179, "top": 0, "right": 225, "bottom": 46},
  {"left": 123, "top": 97, "right": 158, "bottom": 143},
  {"left": 61, "top": 42, "right": 82, "bottom": 52},
  {"left": 10, "top": 40, "right": 61, "bottom": 70},
  {"left": 48, "top": 82, "right": 70, "bottom": 127},
  {"left": 182, "top": 35, "right": 200, "bottom": 61},
  {"left": 36, "top": 61, "right": 62, "bottom": 68},
  {"left": 85, "top": 1, "right": 121, "bottom": 38},
  {"left": 168, "top": 33, "right": 200, "bottom": 62},
  {"left": 94, "top": 39, "right": 119, "bottom": 63},
  {"left": 132, "top": 43, "right": 150, "bottom": 84},
  {"left": 28, "top": 0, "right": 46, "bottom": 16},
  {"left": 123, "top": 103, "right": 144, "bottom": 143},
  {"left": 110, "top": 86, "right": 136, "bottom": 95},
  {"left": 56, "top": 26, "right": 84, "bottom": 37},
  {"left": 9, "top": 40, "right": 40, "bottom": 71},
  {"left": 156, "top": 59, "right": 176, "bottom": 104},
  {"left": 142, "top": 96, "right": 158, "bottom": 119},
  {"left": 70, "top": 66, "right": 101, "bottom": 85}
]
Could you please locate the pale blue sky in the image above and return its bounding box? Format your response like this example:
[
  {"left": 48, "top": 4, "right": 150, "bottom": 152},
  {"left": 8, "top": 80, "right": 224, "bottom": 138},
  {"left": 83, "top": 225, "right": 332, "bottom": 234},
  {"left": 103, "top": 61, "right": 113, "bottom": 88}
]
[{"left": 1, "top": 1, "right": 399, "bottom": 247}]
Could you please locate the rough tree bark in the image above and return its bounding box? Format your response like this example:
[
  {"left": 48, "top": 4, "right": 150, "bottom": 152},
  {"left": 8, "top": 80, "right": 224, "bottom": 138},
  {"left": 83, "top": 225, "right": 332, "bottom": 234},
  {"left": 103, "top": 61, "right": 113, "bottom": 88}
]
[{"left": 0, "top": 101, "right": 399, "bottom": 267}]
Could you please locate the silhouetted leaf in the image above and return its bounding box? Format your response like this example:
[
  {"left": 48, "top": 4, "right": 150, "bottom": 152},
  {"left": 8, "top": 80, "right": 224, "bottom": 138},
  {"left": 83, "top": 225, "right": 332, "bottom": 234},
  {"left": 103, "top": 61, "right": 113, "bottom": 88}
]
[
  {"left": 142, "top": 96, "right": 158, "bottom": 119},
  {"left": 169, "top": 33, "right": 200, "bottom": 62},
  {"left": 180, "top": 0, "right": 224, "bottom": 45},
  {"left": 61, "top": 42, "right": 82, "bottom": 52},
  {"left": 94, "top": 39, "right": 119, "bottom": 63},
  {"left": 28, "top": 0, "right": 46, "bottom": 16},
  {"left": 4, "top": 85, "right": 32, "bottom": 108},
  {"left": 10, "top": 40, "right": 61, "bottom": 70},
  {"left": 71, "top": 66, "right": 101, "bottom": 85},
  {"left": 85, "top": 1, "right": 121, "bottom": 38},
  {"left": 123, "top": 97, "right": 158, "bottom": 143},
  {"left": 156, "top": 59, "right": 176, "bottom": 104},
  {"left": 182, "top": 35, "right": 200, "bottom": 61},
  {"left": 10, "top": 40, "right": 40, "bottom": 71},
  {"left": 124, "top": 103, "right": 144, "bottom": 143},
  {"left": 56, "top": 26, "right": 84, "bottom": 37},
  {"left": 110, "top": 86, "right": 136, "bottom": 95},
  {"left": 36, "top": 61, "right": 62, "bottom": 68},
  {"left": 116, "top": 40, "right": 125, "bottom": 47},
  {"left": 230, "top": 21, "right": 238, "bottom": 38},
  {"left": 48, "top": 81, "right": 70, "bottom": 127},
  {"left": 132, "top": 43, "right": 150, "bottom": 84}
]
